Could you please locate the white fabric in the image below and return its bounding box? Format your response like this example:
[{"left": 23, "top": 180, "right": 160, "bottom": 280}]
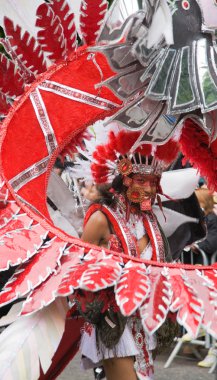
[
  {"left": 141, "top": 241, "right": 153, "bottom": 260},
  {"left": 126, "top": 216, "right": 146, "bottom": 240},
  {"left": 153, "top": 205, "right": 199, "bottom": 237},
  {"left": 147, "top": 0, "right": 173, "bottom": 48},
  {"left": 80, "top": 323, "right": 139, "bottom": 369},
  {"left": 47, "top": 171, "right": 84, "bottom": 236},
  {"left": 160, "top": 168, "right": 199, "bottom": 201}
]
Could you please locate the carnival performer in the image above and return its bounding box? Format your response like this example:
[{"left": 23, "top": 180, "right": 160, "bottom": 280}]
[{"left": 70, "top": 128, "right": 179, "bottom": 380}]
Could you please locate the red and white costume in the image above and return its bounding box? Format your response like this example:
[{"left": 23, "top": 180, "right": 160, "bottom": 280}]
[{"left": 0, "top": 2, "right": 216, "bottom": 380}]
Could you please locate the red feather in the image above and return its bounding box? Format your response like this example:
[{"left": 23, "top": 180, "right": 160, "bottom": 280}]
[
  {"left": 80, "top": 256, "right": 122, "bottom": 291},
  {"left": 0, "top": 216, "right": 35, "bottom": 239},
  {"left": 0, "top": 91, "right": 11, "bottom": 116},
  {"left": 136, "top": 144, "right": 152, "bottom": 156},
  {"left": 4, "top": 17, "right": 47, "bottom": 76},
  {"left": 36, "top": 3, "right": 66, "bottom": 62},
  {"left": 140, "top": 267, "right": 172, "bottom": 334},
  {"left": 21, "top": 249, "right": 82, "bottom": 315},
  {"left": 115, "top": 261, "right": 150, "bottom": 316},
  {"left": 0, "top": 238, "right": 66, "bottom": 307},
  {"left": 0, "top": 224, "right": 48, "bottom": 270},
  {"left": 115, "top": 131, "right": 140, "bottom": 155},
  {"left": 155, "top": 139, "right": 179, "bottom": 163},
  {"left": 180, "top": 119, "right": 217, "bottom": 190},
  {"left": 80, "top": 0, "right": 108, "bottom": 45},
  {"left": 170, "top": 268, "right": 203, "bottom": 337},
  {"left": 50, "top": 0, "right": 77, "bottom": 56},
  {"left": 0, "top": 53, "right": 24, "bottom": 97},
  {"left": 190, "top": 270, "right": 217, "bottom": 339},
  {"left": 93, "top": 151, "right": 106, "bottom": 163},
  {"left": 105, "top": 146, "right": 117, "bottom": 161}
]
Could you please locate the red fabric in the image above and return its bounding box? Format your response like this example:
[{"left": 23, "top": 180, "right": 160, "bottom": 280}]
[
  {"left": 84, "top": 203, "right": 135, "bottom": 256},
  {"left": 39, "top": 317, "right": 84, "bottom": 380},
  {"left": 1, "top": 48, "right": 121, "bottom": 220}
]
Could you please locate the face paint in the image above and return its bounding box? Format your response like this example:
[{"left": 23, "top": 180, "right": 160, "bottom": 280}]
[{"left": 124, "top": 174, "right": 159, "bottom": 209}]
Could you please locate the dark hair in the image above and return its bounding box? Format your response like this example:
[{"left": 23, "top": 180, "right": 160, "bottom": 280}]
[
  {"left": 112, "top": 174, "right": 125, "bottom": 193},
  {"left": 54, "top": 157, "right": 64, "bottom": 170},
  {"left": 64, "top": 161, "right": 74, "bottom": 169},
  {"left": 95, "top": 183, "right": 114, "bottom": 206},
  {"left": 91, "top": 175, "right": 126, "bottom": 206}
]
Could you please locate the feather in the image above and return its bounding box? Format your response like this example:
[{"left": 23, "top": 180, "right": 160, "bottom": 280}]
[
  {"left": 192, "top": 270, "right": 217, "bottom": 339},
  {"left": 140, "top": 267, "right": 172, "bottom": 335},
  {"left": 49, "top": 0, "right": 77, "bottom": 55},
  {"left": 4, "top": 17, "right": 47, "bottom": 76},
  {"left": 80, "top": 254, "right": 122, "bottom": 291},
  {"left": 0, "top": 213, "right": 34, "bottom": 237},
  {"left": 20, "top": 248, "right": 83, "bottom": 315},
  {"left": 0, "top": 38, "right": 34, "bottom": 83},
  {"left": 115, "top": 260, "right": 150, "bottom": 316},
  {"left": 155, "top": 139, "right": 179, "bottom": 163},
  {"left": 80, "top": 0, "right": 108, "bottom": 45},
  {"left": 36, "top": 3, "right": 66, "bottom": 62},
  {"left": 0, "top": 0, "right": 45, "bottom": 40},
  {"left": 170, "top": 268, "right": 204, "bottom": 338},
  {"left": 0, "top": 201, "right": 21, "bottom": 229},
  {"left": 0, "top": 301, "right": 23, "bottom": 327},
  {"left": 0, "top": 299, "right": 68, "bottom": 380},
  {"left": 0, "top": 238, "right": 67, "bottom": 307},
  {"left": 57, "top": 248, "right": 106, "bottom": 296},
  {"left": 180, "top": 119, "right": 217, "bottom": 191},
  {"left": 0, "top": 52, "right": 24, "bottom": 97},
  {"left": 0, "top": 91, "right": 11, "bottom": 116},
  {"left": 0, "top": 224, "right": 48, "bottom": 270},
  {"left": 57, "top": 260, "right": 93, "bottom": 296}
]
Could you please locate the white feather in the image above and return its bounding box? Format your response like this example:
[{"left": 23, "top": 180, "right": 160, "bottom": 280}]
[
  {"left": 0, "top": 299, "right": 68, "bottom": 380},
  {"left": 72, "top": 118, "right": 123, "bottom": 180}
]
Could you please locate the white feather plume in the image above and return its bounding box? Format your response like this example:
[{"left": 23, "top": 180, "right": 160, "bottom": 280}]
[
  {"left": 71, "top": 118, "right": 122, "bottom": 180},
  {"left": 0, "top": 299, "right": 68, "bottom": 380}
]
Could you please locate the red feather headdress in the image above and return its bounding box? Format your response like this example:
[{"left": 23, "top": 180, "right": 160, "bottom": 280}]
[{"left": 91, "top": 129, "right": 179, "bottom": 184}]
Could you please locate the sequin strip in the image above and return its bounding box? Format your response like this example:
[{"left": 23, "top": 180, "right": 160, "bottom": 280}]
[
  {"left": 102, "top": 204, "right": 139, "bottom": 257},
  {"left": 145, "top": 212, "right": 165, "bottom": 262},
  {"left": 39, "top": 80, "right": 119, "bottom": 110},
  {"left": 30, "top": 88, "right": 58, "bottom": 154},
  {"left": 9, "top": 156, "right": 49, "bottom": 192},
  {"left": 131, "top": 318, "right": 154, "bottom": 379}
]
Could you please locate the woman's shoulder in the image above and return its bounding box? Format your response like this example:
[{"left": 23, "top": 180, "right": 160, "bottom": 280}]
[{"left": 85, "top": 208, "right": 109, "bottom": 227}]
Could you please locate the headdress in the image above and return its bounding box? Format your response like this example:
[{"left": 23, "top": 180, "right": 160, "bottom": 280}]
[{"left": 72, "top": 124, "right": 179, "bottom": 185}]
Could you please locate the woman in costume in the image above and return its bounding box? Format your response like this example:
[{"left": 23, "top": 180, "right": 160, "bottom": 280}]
[{"left": 71, "top": 128, "right": 179, "bottom": 380}]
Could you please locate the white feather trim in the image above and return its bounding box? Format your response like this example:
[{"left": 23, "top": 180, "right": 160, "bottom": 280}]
[{"left": 72, "top": 118, "right": 123, "bottom": 180}]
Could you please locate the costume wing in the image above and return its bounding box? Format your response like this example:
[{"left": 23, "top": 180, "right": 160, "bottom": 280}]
[{"left": 0, "top": 1, "right": 217, "bottom": 379}]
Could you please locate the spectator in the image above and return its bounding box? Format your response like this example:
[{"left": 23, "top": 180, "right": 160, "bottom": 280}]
[{"left": 191, "top": 188, "right": 217, "bottom": 262}]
